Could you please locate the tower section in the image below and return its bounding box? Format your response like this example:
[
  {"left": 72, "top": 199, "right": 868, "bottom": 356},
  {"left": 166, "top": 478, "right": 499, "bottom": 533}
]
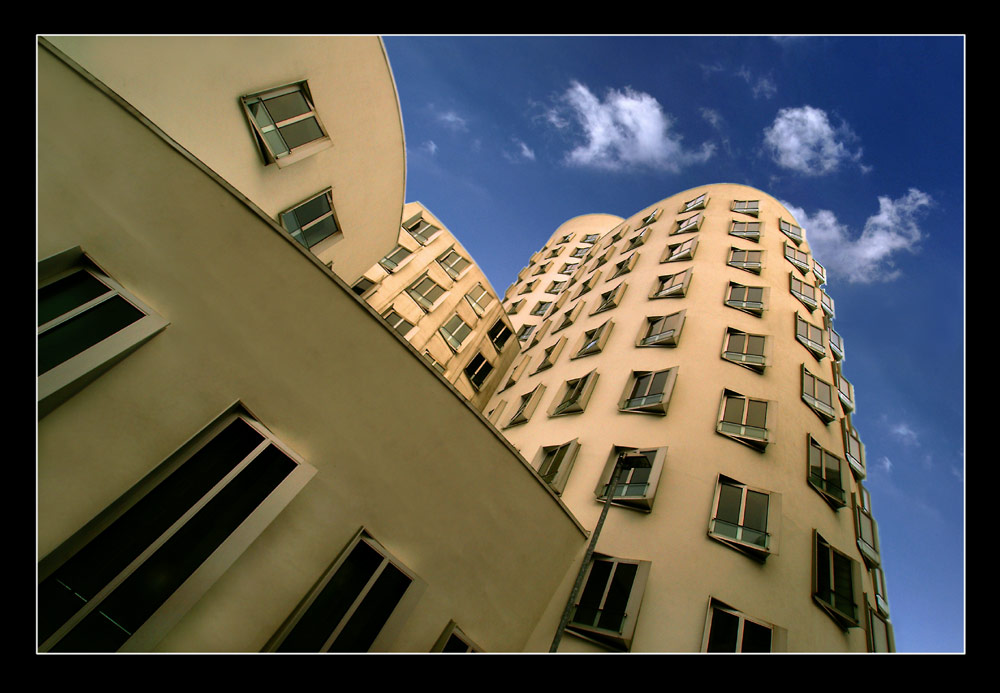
[{"left": 489, "top": 184, "right": 892, "bottom": 652}]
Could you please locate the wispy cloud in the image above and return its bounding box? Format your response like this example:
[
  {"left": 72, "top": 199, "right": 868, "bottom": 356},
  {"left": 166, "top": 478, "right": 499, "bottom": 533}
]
[
  {"left": 544, "top": 80, "right": 715, "bottom": 172},
  {"left": 781, "top": 188, "right": 932, "bottom": 283},
  {"left": 421, "top": 140, "right": 438, "bottom": 156},
  {"left": 890, "top": 421, "right": 920, "bottom": 447},
  {"left": 435, "top": 109, "right": 469, "bottom": 132},
  {"left": 700, "top": 107, "right": 724, "bottom": 130},
  {"left": 736, "top": 66, "right": 777, "bottom": 99},
  {"left": 504, "top": 137, "right": 536, "bottom": 163},
  {"left": 763, "top": 105, "right": 865, "bottom": 175}
]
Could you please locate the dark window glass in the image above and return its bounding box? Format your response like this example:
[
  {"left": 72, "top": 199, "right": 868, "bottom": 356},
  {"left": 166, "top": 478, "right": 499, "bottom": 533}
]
[
  {"left": 279, "top": 117, "right": 324, "bottom": 149},
  {"left": 707, "top": 608, "right": 739, "bottom": 651},
  {"left": 38, "top": 295, "right": 145, "bottom": 375},
  {"left": 329, "top": 561, "right": 410, "bottom": 652},
  {"left": 443, "top": 633, "right": 470, "bottom": 652},
  {"left": 741, "top": 620, "right": 772, "bottom": 652},
  {"left": 263, "top": 91, "right": 311, "bottom": 122},
  {"left": 745, "top": 400, "right": 767, "bottom": 428},
  {"left": 38, "top": 271, "right": 110, "bottom": 326}
]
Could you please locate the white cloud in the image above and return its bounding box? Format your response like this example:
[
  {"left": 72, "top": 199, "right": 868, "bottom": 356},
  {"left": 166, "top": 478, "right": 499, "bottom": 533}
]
[
  {"left": 763, "top": 105, "right": 864, "bottom": 175},
  {"left": 781, "top": 188, "right": 932, "bottom": 283},
  {"left": 736, "top": 66, "right": 777, "bottom": 99},
  {"left": 435, "top": 109, "right": 468, "bottom": 132},
  {"left": 890, "top": 421, "right": 920, "bottom": 446},
  {"left": 547, "top": 80, "right": 715, "bottom": 172},
  {"left": 700, "top": 107, "right": 724, "bottom": 130},
  {"left": 877, "top": 456, "right": 894, "bottom": 475},
  {"left": 421, "top": 140, "right": 438, "bottom": 155},
  {"left": 504, "top": 137, "right": 536, "bottom": 163}
]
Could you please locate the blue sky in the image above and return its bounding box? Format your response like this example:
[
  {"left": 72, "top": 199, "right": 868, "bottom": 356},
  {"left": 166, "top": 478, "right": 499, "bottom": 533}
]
[{"left": 381, "top": 35, "right": 965, "bottom": 653}]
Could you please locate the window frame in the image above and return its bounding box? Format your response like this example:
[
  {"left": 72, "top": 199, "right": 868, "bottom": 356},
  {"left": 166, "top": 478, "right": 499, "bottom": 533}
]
[
  {"left": 431, "top": 620, "right": 483, "bottom": 653},
  {"left": 728, "top": 247, "right": 764, "bottom": 274},
  {"left": 38, "top": 248, "right": 170, "bottom": 418},
  {"left": 701, "top": 598, "right": 782, "bottom": 652},
  {"left": 381, "top": 308, "right": 415, "bottom": 339},
  {"left": 565, "top": 554, "right": 651, "bottom": 652},
  {"left": 636, "top": 310, "right": 686, "bottom": 348},
  {"left": 463, "top": 352, "right": 495, "bottom": 391},
  {"left": 801, "top": 365, "right": 837, "bottom": 423},
  {"left": 721, "top": 327, "right": 768, "bottom": 373},
  {"left": 439, "top": 314, "right": 473, "bottom": 353},
  {"left": 378, "top": 244, "right": 413, "bottom": 273},
  {"left": 784, "top": 241, "right": 811, "bottom": 275},
  {"left": 532, "top": 438, "right": 582, "bottom": 494},
  {"left": 707, "top": 475, "right": 781, "bottom": 560},
  {"left": 834, "top": 363, "right": 856, "bottom": 413},
  {"left": 865, "top": 601, "right": 895, "bottom": 652},
  {"left": 729, "top": 220, "right": 761, "bottom": 242},
  {"left": 716, "top": 389, "right": 772, "bottom": 451},
  {"left": 790, "top": 273, "right": 819, "bottom": 311},
  {"left": 437, "top": 248, "right": 471, "bottom": 280},
  {"left": 279, "top": 188, "right": 341, "bottom": 249},
  {"left": 671, "top": 213, "right": 703, "bottom": 236},
  {"left": 779, "top": 218, "right": 804, "bottom": 245},
  {"left": 650, "top": 268, "right": 692, "bottom": 299},
  {"left": 406, "top": 274, "right": 446, "bottom": 312},
  {"left": 854, "top": 485, "right": 881, "bottom": 567},
  {"left": 611, "top": 252, "right": 639, "bottom": 279},
  {"left": 807, "top": 434, "right": 847, "bottom": 509},
  {"left": 619, "top": 367, "right": 678, "bottom": 416},
  {"left": 464, "top": 283, "right": 492, "bottom": 317},
  {"left": 487, "top": 320, "right": 513, "bottom": 352},
  {"left": 730, "top": 199, "right": 759, "bottom": 217},
  {"left": 549, "top": 370, "right": 599, "bottom": 417},
  {"left": 593, "top": 445, "right": 667, "bottom": 512},
  {"left": 533, "top": 335, "right": 567, "bottom": 374},
  {"left": 592, "top": 282, "right": 626, "bottom": 315},
  {"left": 724, "top": 281, "right": 766, "bottom": 317},
  {"left": 505, "top": 384, "right": 546, "bottom": 428},
  {"left": 574, "top": 319, "right": 614, "bottom": 358},
  {"left": 681, "top": 193, "right": 708, "bottom": 212},
  {"left": 795, "top": 311, "right": 827, "bottom": 360},
  {"left": 240, "top": 81, "right": 331, "bottom": 167},
  {"left": 812, "top": 530, "right": 863, "bottom": 630},
  {"left": 403, "top": 216, "right": 440, "bottom": 245},
  {"left": 662, "top": 236, "right": 699, "bottom": 263},
  {"left": 842, "top": 417, "right": 867, "bottom": 480}
]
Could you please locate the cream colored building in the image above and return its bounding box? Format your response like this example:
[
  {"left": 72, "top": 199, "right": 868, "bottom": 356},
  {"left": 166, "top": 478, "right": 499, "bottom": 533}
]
[
  {"left": 493, "top": 185, "right": 894, "bottom": 652},
  {"left": 37, "top": 37, "right": 587, "bottom": 653}
]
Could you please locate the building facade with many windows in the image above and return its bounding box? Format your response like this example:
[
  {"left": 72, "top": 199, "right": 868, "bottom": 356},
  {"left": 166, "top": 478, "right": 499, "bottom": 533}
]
[{"left": 495, "top": 185, "right": 893, "bottom": 652}]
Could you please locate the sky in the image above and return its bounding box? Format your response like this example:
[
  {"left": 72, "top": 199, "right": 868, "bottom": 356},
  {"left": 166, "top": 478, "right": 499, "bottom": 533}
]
[{"left": 381, "top": 35, "right": 965, "bottom": 653}]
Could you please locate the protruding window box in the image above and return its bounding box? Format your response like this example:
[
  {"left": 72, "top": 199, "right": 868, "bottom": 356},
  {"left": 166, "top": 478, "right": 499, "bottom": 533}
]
[
  {"left": 790, "top": 274, "right": 819, "bottom": 311},
  {"left": 619, "top": 368, "right": 678, "bottom": 416},
  {"left": 593, "top": 446, "right": 667, "bottom": 512},
  {"left": 795, "top": 312, "right": 826, "bottom": 360},
  {"left": 808, "top": 435, "right": 847, "bottom": 509},
  {"left": 725, "top": 282, "right": 766, "bottom": 317},
  {"left": 821, "top": 289, "right": 836, "bottom": 318},
  {"left": 802, "top": 365, "right": 837, "bottom": 423},
  {"left": 721, "top": 328, "right": 767, "bottom": 373},
  {"left": 717, "top": 390, "right": 772, "bottom": 451},
  {"left": 842, "top": 418, "right": 866, "bottom": 480},
  {"left": 708, "top": 476, "right": 781, "bottom": 561},
  {"left": 637, "top": 310, "right": 686, "bottom": 347}
]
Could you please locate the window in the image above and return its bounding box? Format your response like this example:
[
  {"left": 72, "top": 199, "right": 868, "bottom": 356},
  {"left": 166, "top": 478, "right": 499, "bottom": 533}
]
[
  {"left": 592, "top": 247, "right": 615, "bottom": 270},
  {"left": 437, "top": 249, "right": 470, "bottom": 280},
  {"left": 784, "top": 242, "right": 811, "bottom": 275},
  {"left": 622, "top": 228, "right": 649, "bottom": 252},
  {"left": 702, "top": 600, "right": 777, "bottom": 652},
  {"left": 592, "top": 283, "right": 626, "bottom": 315},
  {"left": 835, "top": 365, "right": 855, "bottom": 413},
  {"left": 488, "top": 320, "right": 512, "bottom": 351},
  {"left": 38, "top": 249, "right": 169, "bottom": 418},
  {"left": 620, "top": 368, "right": 678, "bottom": 415},
  {"left": 465, "top": 284, "right": 492, "bottom": 317},
  {"left": 531, "top": 300, "right": 553, "bottom": 317},
  {"left": 506, "top": 299, "right": 524, "bottom": 315},
  {"left": 352, "top": 277, "right": 375, "bottom": 296},
  {"left": 485, "top": 400, "right": 506, "bottom": 426},
  {"left": 557, "top": 233, "right": 574, "bottom": 245},
  {"left": 593, "top": 446, "right": 666, "bottom": 512},
  {"left": 574, "top": 271, "right": 601, "bottom": 299},
  {"left": 637, "top": 311, "right": 686, "bottom": 347},
  {"left": 501, "top": 354, "right": 531, "bottom": 391},
  {"left": 724, "top": 282, "right": 765, "bottom": 317},
  {"left": 731, "top": 199, "right": 759, "bottom": 216},
  {"left": 582, "top": 233, "right": 600, "bottom": 244},
  {"left": 720, "top": 328, "right": 767, "bottom": 373},
  {"left": 526, "top": 321, "right": 550, "bottom": 350},
  {"left": 423, "top": 350, "right": 447, "bottom": 374},
  {"left": 717, "top": 389, "right": 771, "bottom": 450},
  {"left": 534, "top": 336, "right": 567, "bottom": 373},
  {"left": 871, "top": 566, "right": 891, "bottom": 617},
  {"left": 672, "top": 213, "right": 703, "bottom": 236},
  {"left": 820, "top": 288, "right": 836, "bottom": 318},
  {"left": 241, "top": 81, "right": 329, "bottom": 167},
  {"left": 279, "top": 189, "right": 340, "bottom": 249},
  {"left": 639, "top": 208, "right": 661, "bottom": 226},
  {"left": 813, "top": 531, "right": 862, "bottom": 629},
  {"left": 829, "top": 328, "right": 845, "bottom": 361},
  {"left": 439, "top": 315, "right": 472, "bottom": 352},
  {"left": 546, "top": 280, "right": 567, "bottom": 294},
  {"left": 553, "top": 301, "right": 585, "bottom": 333},
  {"left": 795, "top": 313, "right": 826, "bottom": 360},
  {"left": 406, "top": 275, "right": 445, "bottom": 311},
  {"left": 708, "top": 476, "right": 780, "bottom": 560},
  {"left": 854, "top": 485, "right": 881, "bottom": 567},
  {"left": 813, "top": 259, "right": 827, "bottom": 285},
  {"left": 650, "top": 268, "right": 692, "bottom": 299},
  {"left": 431, "top": 621, "right": 482, "bottom": 653},
  {"left": 533, "top": 439, "right": 581, "bottom": 494},
  {"left": 566, "top": 555, "right": 651, "bottom": 651},
  {"left": 546, "top": 247, "right": 562, "bottom": 259},
  {"left": 266, "top": 530, "right": 416, "bottom": 652},
  {"left": 842, "top": 418, "right": 867, "bottom": 480},
  {"left": 516, "top": 323, "right": 536, "bottom": 344},
  {"left": 802, "top": 365, "right": 837, "bottom": 423},
  {"left": 728, "top": 248, "right": 763, "bottom": 274},
  {"left": 533, "top": 262, "right": 552, "bottom": 276},
  {"left": 560, "top": 262, "right": 579, "bottom": 275},
  {"left": 550, "top": 370, "right": 599, "bottom": 416},
  {"left": 39, "top": 410, "right": 316, "bottom": 652},
  {"left": 570, "top": 246, "right": 589, "bottom": 258},
  {"left": 404, "top": 217, "right": 440, "bottom": 246},
  {"left": 790, "top": 274, "right": 819, "bottom": 311},
  {"left": 377, "top": 244, "right": 412, "bottom": 273},
  {"left": 866, "top": 603, "right": 894, "bottom": 652},
  {"left": 779, "top": 218, "right": 804, "bottom": 245},
  {"left": 682, "top": 193, "right": 707, "bottom": 212},
  {"left": 611, "top": 252, "right": 638, "bottom": 278},
  {"left": 382, "top": 309, "right": 414, "bottom": 338},
  {"left": 463, "top": 352, "right": 494, "bottom": 390},
  {"left": 575, "top": 320, "right": 613, "bottom": 358},
  {"left": 729, "top": 220, "right": 760, "bottom": 242},
  {"left": 662, "top": 236, "right": 698, "bottom": 262},
  {"left": 506, "top": 384, "right": 546, "bottom": 427},
  {"left": 808, "top": 435, "right": 846, "bottom": 509}
]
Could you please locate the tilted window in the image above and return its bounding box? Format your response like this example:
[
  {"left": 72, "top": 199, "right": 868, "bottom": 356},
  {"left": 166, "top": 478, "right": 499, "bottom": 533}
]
[
  {"left": 379, "top": 244, "right": 412, "bottom": 273},
  {"left": 518, "top": 279, "right": 538, "bottom": 295},
  {"left": 241, "top": 81, "right": 330, "bottom": 167},
  {"left": 729, "top": 220, "right": 760, "bottom": 242},
  {"left": 533, "top": 439, "right": 581, "bottom": 494},
  {"left": 842, "top": 418, "right": 866, "bottom": 480},
  {"left": 534, "top": 336, "right": 567, "bottom": 373},
  {"left": 682, "top": 193, "right": 708, "bottom": 212},
  {"left": 802, "top": 365, "right": 837, "bottom": 423},
  {"left": 516, "top": 323, "right": 536, "bottom": 344},
  {"left": 708, "top": 475, "right": 781, "bottom": 560},
  {"left": 835, "top": 364, "right": 855, "bottom": 413},
  {"left": 550, "top": 370, "right": 599, "bottom": 417},
  {"left": 439, "top": 315, "right": 473, "bottom": 352},
  {"left": 266, "top": 530, "right": 416, "bottom": 652},
  {"left": 620, "top": 368, "right": 678, "bottom": 415},
  {"left": 813, "top": 259, "right": 827, "bottom": 285},
  {"left": 637, "top": 310, "right": 686, "bottom": 347},
  {"left": 570, "top": 246, "right": 589, "bottom": 258},
  {"left": 728, "top": 248, "right": 763, "bottom": 274},
  {"left": 465, "top": 283, "right": 492, "bottom": 316},
  {"left": 622, "top": 228, "right": 649, "bottom": 252},
  {"left": 583, "top": 233, "right": 600, "bottom": 244},
  {"left": 672, "top": 213, "right": 703, "bottom": 236},
  {"left": 533, "top": 262, "right": 552, "bottom": 276},
  {"left": 790, "top": 273, "right": 819, "bottom": 311},
  {"left": 808, "top": 435, "right": 846, "bottom": 509},
  {"left": 575, "top": 320, "right": 613, "bottom": 358},
  {"left": 639, "top": 208, "right": 661, "bottom": 226},
  {"left": 506, "top": 298, "right": 524, "bottom": 315},
  {"left": 501, "top": 353, "right": 530, "bottom": 391},
  {"left": 463, "top": 352, "right": 494, "bottom": 390},
  {"left": 593, "top": 283, "right": 626, "bottom": 315},
  {"left": 854, "top": 485, "right": 881, "bottom": 567},
  {"left": 382, "top": 309, "right": 414, "bottom": 338},
  {"left": 574, "top": 271, "right": 602, "bottom": 299},
  {"left": 725, "top": 282, "right": 766, "bottom": 317},
  {"left": 406, "top": 275, "right": 445, "bottom": 311},
  {"left": 717, "top": 389, "right": 771, "bottom": 450},
  {"left": 829, "top": 328, "right": 846, "bottom": 361},
  {"left": 702, "top": 599, "right": 778, "bottom": 652},
  {"left": 506, "top": 384, "right": 546, "bottom": 428},
  {"left": 663, "top": 236, "right": 699, "bottom": 263},
  {"left": 821, "top": 288, "right": 836, "bottom": 318},
  {"left": 871, "top": 565, "right": 891, "bottom": 617},
  {"left": 594, "top": 445, "right": 667, "bottom": 512},
  {"left": 38, "top": 249, "right": 169, "bottom": 418},
  {"left": 553, "top": 301, "right": 585, "bottom": 333},
  {"left": 866, "top": 603, "right": 894, "bottom": 652},
  {"left": 560, "top": 262, "right": 579, "bottom": 275},
  {"left": 813, "top": 531, "right": 862, "bottom": 629},
  {"left": 488, "top": 320, "right": 512, "bottom": 351},
  {"left": 780, "top": 218, "right": 804, "bottom": 245},
  {"left": 721, "top": 328, "right": 767, "bottom": 373},
  {"left": 650, "top": 269, "right": 692, "bottom": 299},
  {"left": 611, "top": 252, "right": 639, "bottom": 278},
  {"left": 39, "top": 410, "right": 316, "bottom": 652},
  {"left": 566, "top": 555, "right": 651, "bottom": 652},
  {"left": 280, "top": 189, "right": 340, "bottom": 249},
  {"left": 404, "top": 217, "right": 440, "bottom": 245},
  {"left": 431, "top": 621, "right": 483, "bottom": 653},
  {"left": 784, "top": 242, "right": 811, "bottom": 274},
  {"left": 546, "top": 280, "right": 567, "bottom": 294},
  {"left": 795, "top": 312, "right": 826, "bottom": 359},
  {"left": 531, "top": 300, "right": 553, "bottom": 317},
  {"left": 731, "top": 199, "right": 759, "bottom": 216},
  {"left": 352, "top": 277, "right": 376, "bottom": 296},
  {"left": 438, "top": 249, "right": 471, "bottom": 280}
]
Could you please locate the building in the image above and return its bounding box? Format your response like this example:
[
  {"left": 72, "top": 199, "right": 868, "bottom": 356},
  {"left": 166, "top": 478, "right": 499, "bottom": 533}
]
[
  {"left": 37, "top": 35, "right": 892, "bottom": 653},
  {"left": 37, "top": 36, "right": 587, "bottom": 654},
  {"left": 492, "top": 185, "right": 894, "bottom": 652}
]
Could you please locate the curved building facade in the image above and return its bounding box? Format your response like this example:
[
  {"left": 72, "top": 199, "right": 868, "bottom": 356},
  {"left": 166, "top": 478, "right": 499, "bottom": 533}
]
[{"left": 492, "top": 184, "right": 893, "bottom": 652}]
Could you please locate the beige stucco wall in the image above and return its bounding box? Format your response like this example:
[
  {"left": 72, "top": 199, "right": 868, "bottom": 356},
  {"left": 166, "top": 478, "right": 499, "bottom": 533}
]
[
  {"left": 42, "top": 35, "right": 406, "bottom": 284},
  {"left": 37, "top": 43, "right": 585, "bottom": 653},
  {"left": 494, "top": 185, "right": 878, "bottom": 652}
]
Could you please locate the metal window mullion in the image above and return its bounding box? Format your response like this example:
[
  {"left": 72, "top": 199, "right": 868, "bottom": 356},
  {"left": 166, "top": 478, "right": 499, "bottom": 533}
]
[
  {"left": 38, "top": 287, "right": 119, "bottom": 334},
  {"left": 39, "top": 437, "right": 273, "bottom": 652},
  {"left": 319, "top": 556, "right": 390, "bottom": 652}
]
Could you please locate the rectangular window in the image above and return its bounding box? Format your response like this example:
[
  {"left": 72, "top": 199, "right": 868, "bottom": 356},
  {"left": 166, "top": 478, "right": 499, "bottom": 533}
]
[
  {"left": 560, "top": 262, "right": 579, "bottom": 275},
  {"left": 594, "top": 446, "right": 666, "bottom": 512},
  {"left": 241, "top": 81, "right": 329, "bottom": 167},
  {"left": 423, "top": 350, "right": 447, "bottom": 374},
  {"left": 854, "top": 486, "right": 881, "bottom": 567},
  {"left": 439, "top": 315, "right": 472, "bottom": 352},
  {"left": 682, "top": 193, "right": 707, "bottom": 212},
  {"left": 813, "top": 531, "right": 862, "bottom": 629},
  {"left": 790, "top": 274, "right": 819, "bottom": 311},
  {"left": 622, "top": 228, "right": 648, "bottom": 252},
  {"left": 708, "top": 476, "right": 780, "bottom": 560},
  {"left": 663, "top": 236, "right": 698, "bottom": 262},
  {"left": 534, "top": 439, "right": 581, "bottom": 494},
  {"left": 637, "top": 310, "right": 685, "bottom": 347},
  {"left": 717, "top": 390, "right": 771, "bottom": 450},
  {"left": 593, "top": 283, "right": 626, "bottom": 314},
  {"left": 784, "top": 242, "right": 811, "bottom": 274},
  {"left": 267, "top": 531, "right": 415, "bottom": 652},
  {"left": 38, "top": 250, "right": 169, "bottom": 417},
  {"left": 488, "top": 320, "right": 512, "bottom": 351},
  {"left": 352, "top": 277, "right": 376, "bottom": 296},
  {"left": 672, "top": 213, "right": 703, "bottom": 235},
  {"left": 575, "top": 320, "right": 613, "bottom": 358},
  {"left": 829, "top": 328, "right": 845, "bottom": 361},
  {"left": 534, "top": 336, "right": 567, "bottom": 373},
  {"left": 516, "top": 323, "right": 536, "bottom": 344},
  {"left": 39, "top": 410, "right": 315, "bottom": 652},
  {"left": 795, "top": 313, "right": 826, "bottom": 359},
  {"left": 378, "top": 244, "right": 412, "bottom": 273},
  {"left": 729, "top": 221, "right": 760, "bottom": 242},
  {"left": 280, "top": 189, "right": 340, "bottom": 249},
  {"left": 437, "top": 249, "right": 470, "bottom": 279},
  {"left": 550, "top": 370, "right": 598, "bottom": 416},
  {"left": 582, "top": 233, "right": 600, "bottom": 244},
  {"left": 567, "top": 555, "right": 651, "bottom": 651},
  {"left": 531, "top": 300, "right": 553, "bottom": 316},
  {"left": 835, "top": 365, "right": 855, "bottom": 413},
  {"left": 808, "top": 435, "right": 846, "bottom": 508},
  {"left": 546, "top": 280, "right": 567, "bottom": 294},
  {"left": 639, "top": 208, "right": 661, "bottom": 226},
  {"left": 725, "top": 282, "right": 765, "bottom": 317},
  {"left": 721, "top": 328, "right": 767, "bottom": 373},
  {"left": 871, "top": 566, "right": 890, "bottom": 617},
  {"left": 506, "top": 384, "right": 545, "bottom": 427},
  {"left": 431, "top": 621, "right": 483, "bottom": 653},
  {"left": 574, "top": 271, "right": 602, "bottom": 299},
  {"left": 465, "top": 283, "right": 492, "bottom": 316},
  {"left": 382, "top": 309, "right": 414, "bottom": 338},
  {"left": 620, "top": 368, "right": 677, "bottom": 415},
  {"left": 703, "top": 600, "right": 776, "bottom": 652},
  {"left": 611, "top": 253, "right": 638, "bottom": 278},
  {"left": 570, "top": 246, "right": 589, "bottom": 258},
  {"left": 780, "top": 218, "right": 804, "bottom": 245},
  {"left": 802, "top": 366, "right": 837, "bottom": 422},
  {"left": 731, "top": 200, "right": 759, "bottom": 216},
  {"left": 813, "top": 259, "right": 827, "bottom": 285},
  {"left": 406, "top": 275, "right": 445, "bottom": 311},
  {"left": 404, "top": 217, "right": 440, "bottom": 245},
  {"left": 463, "top": 352, "right": 494, "bottom": 390},
  {"left": 728, "top": 248, "right": 763, "bottom": 274},
  {"left": 506, "top": 299, "right": 524, "bottom": 315},
  {"left": 650, "top": 269, "right": 691, "bottom": 299},
  {"left": 842, "top": 418, "right": 866, "bottom": 480},
  {"left": 532, "top": 262, "right": 552, "bottom": 276},
  {"left": 866, "top": 604, "right": 894, "bottom": 652},
  {"left": 821, "top": 289, "right": 836, "bottom": 318}
]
